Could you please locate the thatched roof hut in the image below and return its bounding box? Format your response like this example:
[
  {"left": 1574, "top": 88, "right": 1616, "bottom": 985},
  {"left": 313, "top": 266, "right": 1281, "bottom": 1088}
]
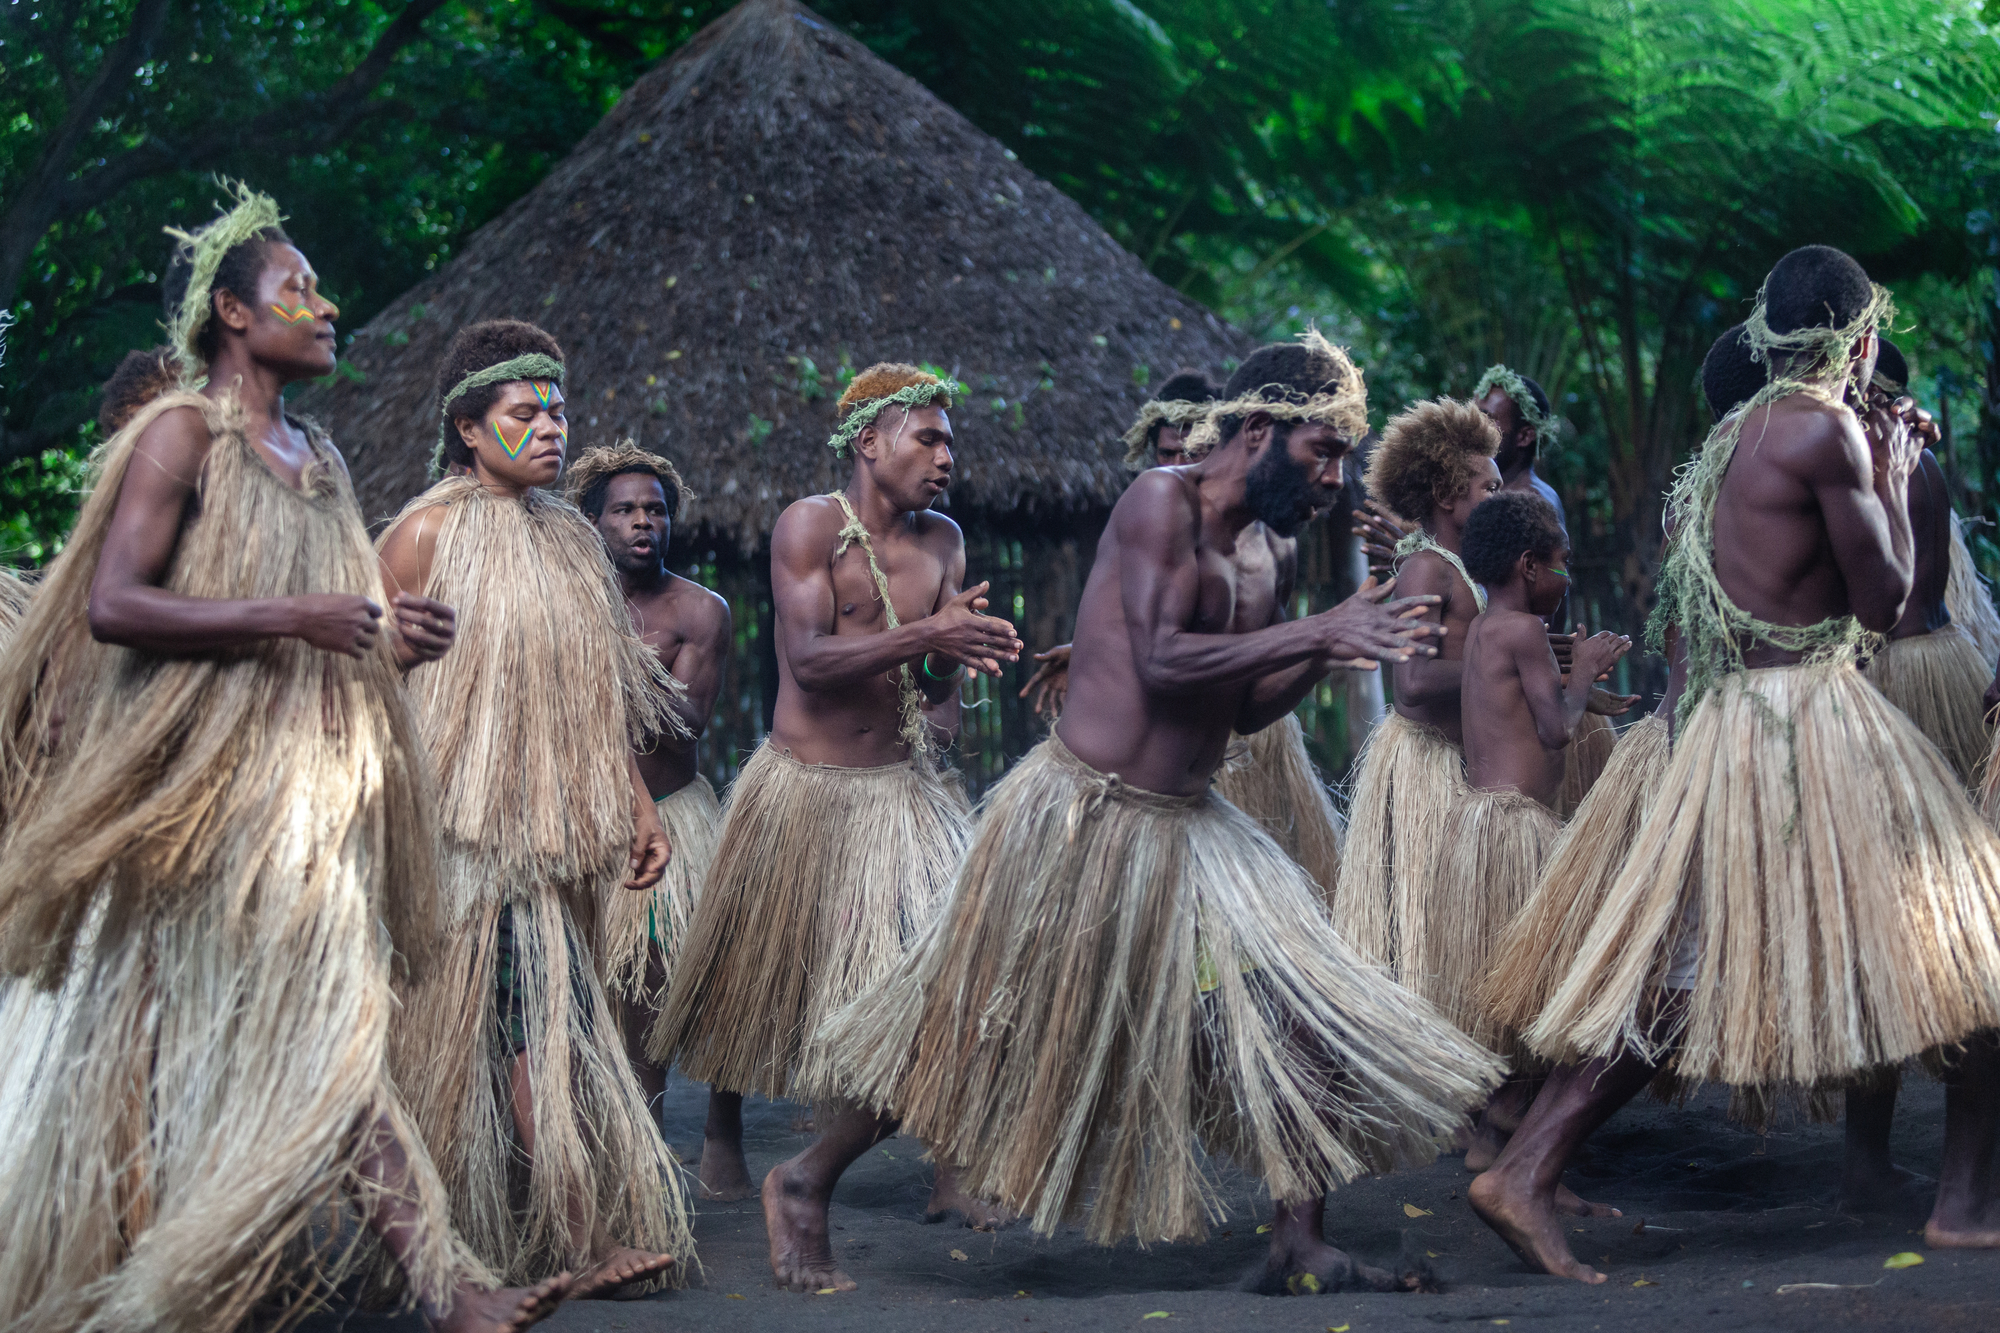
[{"left": 305, "top": 0, "right": 1247, "bottom": 539}]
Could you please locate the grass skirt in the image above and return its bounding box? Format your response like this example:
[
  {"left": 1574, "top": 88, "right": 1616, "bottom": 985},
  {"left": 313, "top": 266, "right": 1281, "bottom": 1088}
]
[
  {"left": 1484, "top": 717, "right": 1670, "bottom": 1037},
  {"left": 1331, "top": 712, "right": 1466, "bottom": 979},
  {"left": 653, "top": 743, "right": 969, "bottom": 1101},
  {"left": 1214, "top": 713, "right": 1345, "bottom": 908},
  {"left": 598, "top": 776, "right": 723, "bottom": 1014},
  {"left": 1524, "top": 663, "right": 2000, "bottom": 1087},
  {"left": 1430, "top": 788, "right": 1563, "bottom": 1054},
  {"left": 390, "top": 876, "right": 691, "bottom": 1288},
  {"left": 1555, "top": 710, "right": 1617, "bottom": 819},
  {"left": 817, "top": 735, "right": 1502, "bottom": 1245},
  {"left": 1865, "top": 626, "right": 1992, "bottom": 791}
]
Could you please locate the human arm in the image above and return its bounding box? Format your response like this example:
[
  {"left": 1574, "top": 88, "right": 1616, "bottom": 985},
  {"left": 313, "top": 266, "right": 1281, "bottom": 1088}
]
[
  {"left": 1389, "top": 553, "right": 1464, "bottom": 707},
  {"left": 1519, "top": 623, "right": 1630, "bottom": 751},
  {"left": 88, "top": 406, "right": 384, "bottom": 656},
  {"left": 624, "top": 753, "right": 670, "bottom": 890},
  {"left": 374, "top": 503, "right": 455, "bottom": 669},
  {"left": 1811, "top": 397, "right": 1920, "bottom": 633},
  {"left": 769, "top": 502, "right": 1021, "bottom": 694},
  {"left": 1116, "top": 472, "right": 1440, "bottom": 696},
  {"left": 912, "top": 535, "right": 1017, "bottom": 703},
  {"left": 661, "top": 589, "right": 733, "bottom": 741}
]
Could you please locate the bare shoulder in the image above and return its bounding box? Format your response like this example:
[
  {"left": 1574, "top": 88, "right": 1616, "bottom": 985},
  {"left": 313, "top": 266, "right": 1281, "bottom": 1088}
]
[
  {"left": 772, "top": 493, "right": 845, "bottom": 550},
  {"left": 1110, "top": 466, "right": 1199, "bottom": 542},
  {"left": 1486, "top": 607, "right": 1551, "bottom": 651},
  {"left": 1394, "top": 548, "right": 1457, "bottom": 596},
  {"left": 911, "top": 507, "right": 965, "bottom": 555},
  {"left": 1754, "top": 394, "right": 1868, "bottom": 482},
  {"left": 130, "top": 403, "right": 215, "bottom": 479},
  {"left": 667, "top": 573, "right": 734, "bottom": 640}
]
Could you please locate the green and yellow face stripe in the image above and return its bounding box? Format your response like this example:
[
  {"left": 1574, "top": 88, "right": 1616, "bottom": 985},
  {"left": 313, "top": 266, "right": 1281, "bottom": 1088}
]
[{"left": 269, "top": 302, "right": 315, "bottom": 325}]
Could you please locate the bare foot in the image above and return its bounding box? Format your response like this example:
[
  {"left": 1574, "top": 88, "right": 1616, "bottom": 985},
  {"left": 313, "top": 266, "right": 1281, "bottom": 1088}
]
[
  {"left": 924, "top": 1166, "right": 1017, "bottom": 1231},
  {"left": 572, "top": 1246, "right": 675, "bottom": 1299},
  {"left": 1555, "top": 1183, "right": 1620, "bottom": 1218},
  {"left": 1841, "top": 1162, "right": 1933, "bottom": 1214},
  {"left": 700, "top": 1133, "right": 756, "bottom": 1202},
  {"left": 1469, "top": 1168, "right": 1608, "bottom": 1284},
  {"left": 764, "top": 1160, "right": 856, "bottom": 1292},
  {"left": 430, "top": 1274, "right": 571, "bottom": 1332},
  {"left": 1926, "top": 1200, "right": 2000, "bottom": 1248},
  {"left": 1254, "top": 1232, "right": 1416, "bottom": 1295}
]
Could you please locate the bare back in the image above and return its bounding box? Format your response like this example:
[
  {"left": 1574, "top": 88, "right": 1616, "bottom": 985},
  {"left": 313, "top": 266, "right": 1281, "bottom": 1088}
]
[
  {"left": 769, "top": 494, "right": 964, "bottom": 767},
  {"left": 1059, "top": 469, "right": 1285, "bottom": 795},
  {"left": 1709, "top": 391, "right": 1911, "bottom": 663}
]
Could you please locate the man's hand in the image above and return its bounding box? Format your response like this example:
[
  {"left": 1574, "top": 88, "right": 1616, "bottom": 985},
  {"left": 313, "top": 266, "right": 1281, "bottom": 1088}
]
[
  {"left": 1860, "top": 394, "right": 1922, "bottom": 483},
  {"left": 1309, "top": 576, "right": 1444, "bottom": 667},
  {"left": 1017, "top": 642, "right": 1071, "bottom": 720},
  {"left": 390, "top": 592, "right": 456, "bottom": 669},
  {"left": 1586, "top": 685, "right": 1640, "bottom": 716},
  {"left": 290, "top": 594, "right": 384, "bottom": 657},
  {"left": 626, "top": 805, "right": 671, "bottom": 891},
  {"left": 1351, "top": 501, "right": 1413, "bottom": 577},
  {"left": 1548, "top": 630, "right": 1575, "bottom": 672},
  {"left": 1571, "top": 628, "right": 1632, "bottom": 683},
  {"left": 924, "top": 581, "right": 1023, "bottom": 678}
]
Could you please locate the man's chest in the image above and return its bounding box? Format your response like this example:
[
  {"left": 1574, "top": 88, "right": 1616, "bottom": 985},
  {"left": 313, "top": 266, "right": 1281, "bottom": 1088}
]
[{"left": 831, "top": 543, "right": 941, "bottom": 629}]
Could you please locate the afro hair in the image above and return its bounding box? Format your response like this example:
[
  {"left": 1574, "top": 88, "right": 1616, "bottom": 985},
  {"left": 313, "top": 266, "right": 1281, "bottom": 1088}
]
[
  {"left": 1362, "top": 398, "right": 1500, "bottom": 524},
  {"left": 1700, "top": 323, "right": 1766, "bottom": 422},
  {"left": 1153, "top": 369, "right": 1219, "bottom": 404},
  {"left": 1460, "top": 489, "right": 1566, "bottom": 587},
  {"left": 565, "top": 441, "right": 696, "bottom": 522},
  {"left": 1762, "top": 245, "right": 1874, "bottom": 336},
  {"left": 434, "top": 320, "right": 565, "bottom": 470},
  {"left": 97, "top": 345, "right": 178, "bottom": 435}
]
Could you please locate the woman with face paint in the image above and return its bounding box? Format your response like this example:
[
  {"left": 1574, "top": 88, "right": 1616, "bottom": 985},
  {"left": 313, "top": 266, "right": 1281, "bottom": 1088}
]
[
  {"left": 376, "top": 320, "right": 692, "bottom": 1300},
  {"left": 0, "top": 185, "right": 570, "bottom": 1333}
]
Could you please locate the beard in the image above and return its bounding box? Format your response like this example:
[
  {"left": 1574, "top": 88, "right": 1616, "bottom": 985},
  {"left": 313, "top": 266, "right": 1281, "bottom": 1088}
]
[{"left": 1244, "top": 434, "right": 1319, "bottom": 537}]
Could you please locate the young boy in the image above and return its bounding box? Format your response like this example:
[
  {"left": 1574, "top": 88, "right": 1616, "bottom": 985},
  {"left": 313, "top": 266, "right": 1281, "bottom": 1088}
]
[{"left": 1443, "top": 491, "right": 1629, "bottom": 1169}]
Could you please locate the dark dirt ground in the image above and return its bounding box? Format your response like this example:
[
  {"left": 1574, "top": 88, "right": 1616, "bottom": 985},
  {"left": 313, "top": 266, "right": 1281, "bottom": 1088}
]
[{"left": 306, "top": 1069, "right": 2000, "bottom": 1333}]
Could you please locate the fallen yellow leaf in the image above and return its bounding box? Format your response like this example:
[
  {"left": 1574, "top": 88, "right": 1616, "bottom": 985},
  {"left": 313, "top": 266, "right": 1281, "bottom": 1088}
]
[
  {"left": 1142, "top": 1314, "right": 1171, "bottom": 1321},
  {"left": 725, "top": 1293, "right": 744, "bottom": 1299},
  {"left": 949, "top": 1249, "right": 969, "bottom": 1261},
  {"left": 1633, "top": 1278, "right": 1657, "bottom": 1288},
  {"left": 1287, "top": 1273, "right": 1323, "bottom": 1295},
  {"left": 1884, "top": 1251, "right": 1924, "bottom": 1269},
  {"left": 1426, "top": 1250, "right": 1440, "bottom": 1258},
  {"left": 1256, "top": 1223, "right": 1273, "bottom": 1234},
  {"left": 1493, "top": 1322, "right": 1511, "bottom": 1327},
  {"left": 1015, "top": 1290, "right": 1031, "bottom": 1299},
  {"left": 1403, "top": 1202, "right": 1433, "bottom": 1218},
  {"left": 816, "top": 1287, "right": 839, "bottom": 1295},
  {"left": 1329, "top": 1326, "right": 1351, "bottom": 1332}
]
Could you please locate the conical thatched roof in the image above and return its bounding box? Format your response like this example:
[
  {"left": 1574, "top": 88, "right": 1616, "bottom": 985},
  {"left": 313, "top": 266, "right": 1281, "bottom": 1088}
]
[{"left": 303, "top": 0, "right": 1246, "bottom": 545}]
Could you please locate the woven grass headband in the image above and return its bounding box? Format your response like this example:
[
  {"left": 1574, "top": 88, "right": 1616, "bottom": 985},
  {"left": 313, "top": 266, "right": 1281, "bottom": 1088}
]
[
  {"left": 162, "top": 179, "right": 287, "bottom": 380},
  {"left": 826, "top": 379, "right": 960, "bottom": 459}
]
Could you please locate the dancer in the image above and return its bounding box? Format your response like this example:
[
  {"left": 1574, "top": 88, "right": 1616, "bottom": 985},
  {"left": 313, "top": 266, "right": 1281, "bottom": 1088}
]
[
  {"left": 377, "top": 321, "right": 690, "bottom": 1297},
  {"left": 565, "top": 444, "right": 732, "bottom": 1132},
  {"left": 1332, "top": 397, "right": 1500, "bottom": 970},
  {"left": 824, "top": 333, "right": 1502, "bottom": 1295},
  {"left": 1120, "top": 368, "right": 1220, "bottom": 469},
  {"left": 0, "top": 186, "right": 565, "bottom": 1332},
  {"left": 1472, "top": 365, "right": 1616, "bottom": 813},
  {"left": 1440, "top": 491, "right": 1630, "bottom": 1166},
  {"left": 1472, "top": 245, "right": 2000, "bottom": 1281},
  {"left": 652, "top": 363, "right": 1024, "bottom": 1290},
  {"left": 1855, "top": 339, "right": 1984, "bottom": 788},
  {"left": 1480, "top": 321, "right": 1759, "bottom": 1068}
]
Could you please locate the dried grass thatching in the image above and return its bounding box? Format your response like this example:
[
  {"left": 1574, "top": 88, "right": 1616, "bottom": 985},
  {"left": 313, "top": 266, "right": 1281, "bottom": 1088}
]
[{"left": 301, "top": 0, "right": 1245, "bottom": 543}]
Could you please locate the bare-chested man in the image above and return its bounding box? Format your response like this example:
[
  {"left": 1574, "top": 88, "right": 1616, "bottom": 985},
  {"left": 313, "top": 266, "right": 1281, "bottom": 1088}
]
[
  {"left": 565, "top": 445, "right": 737, "bottom": 1173},
  {"left": 823, "top": 333, "right": 1502, "bottom": 1295},
  {"left": 653, "top": 363, "right": 1023, "bottom": 1291},
  {"left": 0, "top": 187, "right": 564, "bottom": 1332},
  {"left": 1473, "top": 244, "right": 2000, "bottom": 1280}
]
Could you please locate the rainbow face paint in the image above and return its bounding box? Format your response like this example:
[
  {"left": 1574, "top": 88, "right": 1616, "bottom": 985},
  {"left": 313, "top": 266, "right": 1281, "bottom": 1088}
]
[
  {"left": 269, "top": 302, "right": 315, "bottom": 325},
  {"left": 492, "top": 421, "right": 534, "bottom": 460},
  {"left": 530, "top": 380, "right": 558, "bottom": 408}
]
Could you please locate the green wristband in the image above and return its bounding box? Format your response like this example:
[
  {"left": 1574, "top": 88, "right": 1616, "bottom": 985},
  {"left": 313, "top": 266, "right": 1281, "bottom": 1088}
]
[{"left": 922, "top": 654, "right": 964, "bottom": 681}]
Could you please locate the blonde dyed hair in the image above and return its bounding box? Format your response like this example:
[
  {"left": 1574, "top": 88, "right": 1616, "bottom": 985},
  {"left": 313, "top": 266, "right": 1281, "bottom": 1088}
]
[{"left": 1363, "top": 397, "right": 1501, "bottom": 524}]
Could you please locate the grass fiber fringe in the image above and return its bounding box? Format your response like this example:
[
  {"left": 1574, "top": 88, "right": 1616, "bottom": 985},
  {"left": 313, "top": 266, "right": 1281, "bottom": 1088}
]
[
  {"left": 0, "top": 392, "right": 472, "bottom": 1333},
  {"left": 818, "top": 735, "right": 1501, "bottom": 1246},
  {"left": 1526, "top": 662, "right": 2000, "bottom": 1088},
  {"left": 1330, "top": 711, "right": 1466, "bottom": 980},
  {"left": 1214, "top": 713, "right": 1345, "bottom": 908},
  {"left": 1555, "top": 710, "right": 1617, "bottom": 819},
  {"left": 653, "top": 742, "right": 970, "bottom": 1102},
  {"left": 598, "top": 775, "right": 723, "bottom": 1016},
  {"left": 1864, "top": 625, "right": 1992, "bottom": 792},
  {"left": 1431, "top": 786, "right": 1563, "bottom": 1054}
]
